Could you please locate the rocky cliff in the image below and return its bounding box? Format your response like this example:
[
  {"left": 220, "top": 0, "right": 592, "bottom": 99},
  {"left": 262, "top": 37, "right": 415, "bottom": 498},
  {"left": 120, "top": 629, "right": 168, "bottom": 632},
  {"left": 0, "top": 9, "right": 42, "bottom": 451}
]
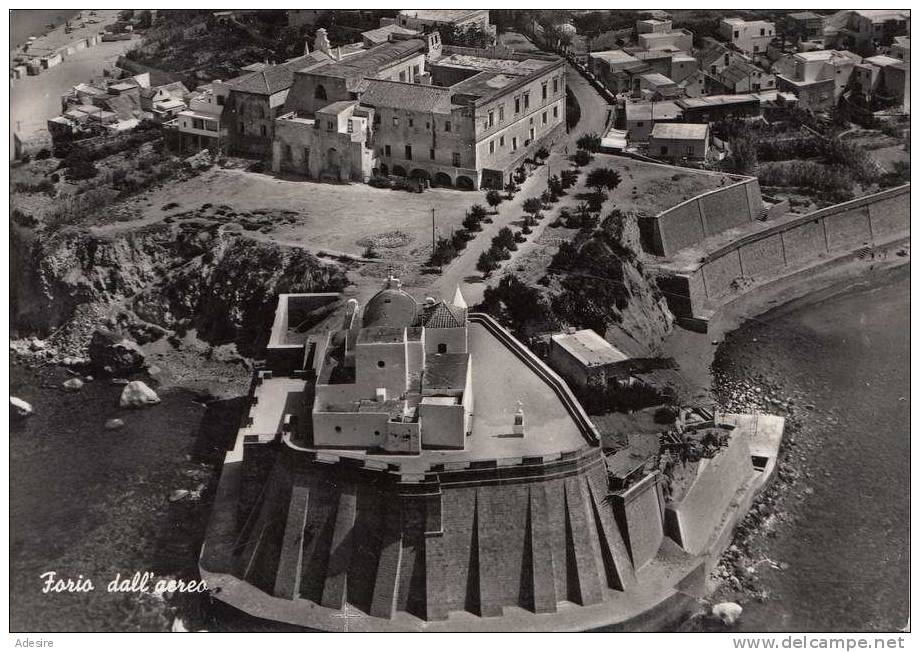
[{"left": 11, "top": 223, "right": 349, "bottom": 356}]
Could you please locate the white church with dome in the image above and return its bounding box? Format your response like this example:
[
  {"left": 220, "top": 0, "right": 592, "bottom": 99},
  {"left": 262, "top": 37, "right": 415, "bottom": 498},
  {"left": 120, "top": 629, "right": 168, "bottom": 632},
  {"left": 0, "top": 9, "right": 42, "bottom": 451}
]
[{"left": 311, "top": 276, "right": 474, "bottom": 454}]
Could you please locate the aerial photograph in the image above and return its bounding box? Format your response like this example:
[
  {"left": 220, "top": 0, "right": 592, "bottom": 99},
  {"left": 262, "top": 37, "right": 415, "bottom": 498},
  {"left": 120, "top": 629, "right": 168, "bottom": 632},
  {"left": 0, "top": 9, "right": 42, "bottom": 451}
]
[{"left": 8, "top": 4, "right": 911, "bottom": 640}]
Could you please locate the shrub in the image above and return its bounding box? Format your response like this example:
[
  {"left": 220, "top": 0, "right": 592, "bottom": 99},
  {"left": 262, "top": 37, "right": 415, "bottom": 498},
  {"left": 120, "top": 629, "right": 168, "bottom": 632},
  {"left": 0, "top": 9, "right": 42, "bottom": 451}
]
[
  {"left": 576, "top": 132, "right": 601, "bottom": 153},
  {"left": 11, "top": 209, "right": 37, "bottom": 227},
  {"left": 35, "top": 148, "right": 52, "bottom": 160},
  {"left": 587, "top": 191, "right": 606, "bottom": 214},
  {"left": 548, "top": 174, "right": 563, "bottom": 197},
  {"left": 572, "top": 149, "right": 592, "bottom": 166},
  {"left": 504, "top": 180, "right": 518, "bottom": 199},
  {"left": 485, "top": 189, "right": 503, "bottom": 211},
  {"left": 429, "top": 236, "right": 458, "bottom": 266},
  {"left": 513, "top": 165, "right": 528, "bottom": 184},
  {"left": 535, "top": 146, "right": 550, "bottom": 162},
  {"left": 462, "top": 212, "right": 483, "bottom": 231},
  {"left": 477, "top": 250, "right": 499, "bottom": 276},
  {"left": 514, "top": 230, "right": 526, "bottom": 243},
  {"left": 540, "top": 190, "right": 554, "bottom": 206},
  {"left": 363, "top": 244, "right": 380, "bottom": 259},
  {"left": 452, "top": 229, "right": 473, "bottom": 250},
  {"left": 523, "top": 197, "right": 543, "bottom": 219},
  {"left": 469, "top": 204, "right": 488, "bottom": 221},
  {"left": 586, "top": 167, "right": 622, "bottom": 192},
  {"left": 368, "top": 175, "right": 392, "bottom": 188},
  {"left": 494, "top": 226, "right": 516, "bottom": 250},
  {"left": 560, "top": 169, "right": 579, "bottom": 189}
]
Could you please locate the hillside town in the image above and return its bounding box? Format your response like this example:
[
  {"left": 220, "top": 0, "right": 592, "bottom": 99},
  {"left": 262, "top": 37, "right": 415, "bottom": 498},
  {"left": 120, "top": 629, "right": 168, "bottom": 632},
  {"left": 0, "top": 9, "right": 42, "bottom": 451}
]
[{"left": 9, "top": 8, "right": 911, "bottom": 636}]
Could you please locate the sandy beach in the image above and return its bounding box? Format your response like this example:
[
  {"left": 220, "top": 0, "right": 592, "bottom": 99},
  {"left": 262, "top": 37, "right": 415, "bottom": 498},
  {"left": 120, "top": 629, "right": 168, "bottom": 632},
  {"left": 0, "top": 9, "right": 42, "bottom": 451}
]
[{"left": 10, "top": 9, "right": 137, "bottom": 147}]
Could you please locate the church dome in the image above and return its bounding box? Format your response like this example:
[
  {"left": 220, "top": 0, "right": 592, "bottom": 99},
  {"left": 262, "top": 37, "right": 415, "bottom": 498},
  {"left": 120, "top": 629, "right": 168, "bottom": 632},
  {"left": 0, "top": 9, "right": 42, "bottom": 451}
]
[{"left": 362, "top": 276, "right": 418, "bottom": 328}]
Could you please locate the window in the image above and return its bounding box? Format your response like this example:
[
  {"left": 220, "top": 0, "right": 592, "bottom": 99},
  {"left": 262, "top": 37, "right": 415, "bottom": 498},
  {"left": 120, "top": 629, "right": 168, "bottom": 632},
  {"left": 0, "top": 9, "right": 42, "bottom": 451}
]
[
  {"left": 760, "top": 28, "right": 765, "bottom": 36},
  {"left": 489, "top": 140, "right": 495, "bottom": 153},
  {"left": 529, "top": 116, "right": 533, "bottom": 125},
  {"left": 515, "top": 97, "right": 521, "bottom": 113},
  {"left": 393, "top": 116, "right": 399, "bottom": 126},
  {"left": 498, "top": 105, "right": 504, "bottom": 122},
  {"left": 413, "top": 64, "right": 420, "bottom": 77},
  {"left": 377, "top": 361, "right": 386, "bottom": 368},
  {"left": 284, "top": 144, "right": 292, "bottom": 161},
  {"left": 753, "top": 45, "right": 759, "bottom": 52},
  {"left": 327, "top": 120, "right": 334, "bottom": 131},
  {"left": 686, "top": 145, "right": 694, "bottom": 156},
  {"left": 260, "top": 125, "right": 267, "bottom": 137},
  {"left": 303, "top": 147, "right": 310, "bottom": 163},
  {"left": 512, "top": 137, "right": 517, "bottom": 151},
  {"left": 445, "top": 121, "right": 451, "bottom": 132},
  {"left": 239, "top": 104, "right": 244, "bottom": 117},
  {"left": 335, "top": 426, "right": 342, "bottom": 432},
  {"left": 734, "top": 30, "right": 739, "bottom": 38},
  {"left": 347, "top": 120, "right": 354, "bottom": 133},
  {"left": 426, "top": 121, "right": 430, "bottom": 130},
  {"left": 408, "top": 116, "right": 414, "bottom": 127},
  {"left": 192, "top": 118, "right": 204, "bottom": 130},
  {"left": 488, "top": 110, "right": 494, "bottom": 127},
  {"left": 429, "top": 148, "right": 435, "bottom": 160},
  {"left": 542, "top": 82, "right": 548, "bottom": 100},
  {"left": 553, "top": 77, "right": 558, "bottom": 94},
  {"left": 399, "top": 70, "right": 406, "bottom": 82},
  {"left": 437, "top": 343, "right": 447, "bottom": 353},
  {"left": 542, "top": 111, "right": 547, "bottom": 125},
  {"left": 529, "top": 127, "right": 534, "bottom": 141},
  {"left": 524, "top": 92, "right": 530, "bottom": 109},
  {"left": 660, "top": 146, "right": 668, "bottom": 155},
  {"left": 499, "top": 135, "right": 505, "bottom": 147},
  {"left": 405, "top": 145, "right": 412, "bottom": 160},
  {"left": 452, "top": 152, "right": 461, "bottom": 166},
  {"left": 385, "top": 144, "right": 391, "bottom": 157},
  {"left": 553, "top": 106, "right": 558, "bottom": 119},
  {"left": 216, "top": 95, "right": 225, "bottom": 106},
  {"left": 239, "top": 123, "right": 244, "bottom": 134},
  {"left": 637, "top": 121, "right": 644, "bottom": 127},
  {"left": 315, "top": 84, "right": 326, "bottom": 100}
]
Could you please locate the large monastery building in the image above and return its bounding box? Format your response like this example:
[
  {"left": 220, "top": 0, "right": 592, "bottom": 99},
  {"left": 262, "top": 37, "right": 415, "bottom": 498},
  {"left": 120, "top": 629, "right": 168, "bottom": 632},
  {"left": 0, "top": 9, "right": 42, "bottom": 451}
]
[{"left": 272, "top": 29, "right": 565, "bottom": 189}]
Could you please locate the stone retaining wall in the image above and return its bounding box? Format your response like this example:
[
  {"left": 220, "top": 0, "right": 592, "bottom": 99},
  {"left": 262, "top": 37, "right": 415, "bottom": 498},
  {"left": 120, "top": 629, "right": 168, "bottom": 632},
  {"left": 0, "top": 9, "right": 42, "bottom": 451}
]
[{"left": 660, "top": 184, "right": 910, "bottom": 318}]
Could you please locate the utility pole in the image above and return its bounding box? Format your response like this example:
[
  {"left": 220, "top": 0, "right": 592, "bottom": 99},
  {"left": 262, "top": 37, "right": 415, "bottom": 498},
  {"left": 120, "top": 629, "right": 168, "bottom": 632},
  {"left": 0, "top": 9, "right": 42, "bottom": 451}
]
[{"left": 431, "top": 207, "right": 436, "bottom": 253}]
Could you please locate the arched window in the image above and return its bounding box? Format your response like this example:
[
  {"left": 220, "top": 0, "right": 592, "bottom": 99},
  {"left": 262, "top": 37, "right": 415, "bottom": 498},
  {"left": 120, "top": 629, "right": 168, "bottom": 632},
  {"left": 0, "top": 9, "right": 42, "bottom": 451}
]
[{"left": 315, "top": 84, "right": 327, "bottom": 101}]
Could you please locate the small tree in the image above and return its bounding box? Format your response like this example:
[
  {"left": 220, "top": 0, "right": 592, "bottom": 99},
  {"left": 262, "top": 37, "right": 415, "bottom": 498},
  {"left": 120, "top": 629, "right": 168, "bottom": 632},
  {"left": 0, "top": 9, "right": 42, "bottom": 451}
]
[
  {"left": 504, "top": 180, "right": 518, "bottom": 199},
  {"left": 485, "top": 189, "right": 503, "bottom": 212},
  {"left": 463, "top": 212, "right": 483, "bottom": 231},
  {"left": 429, "top": 236, "right": 457, "bottom": 266},
  {"left": 495, "top": 227, "right": 517, "bottom": 250},
  {"left": 540, "top": 190, "right": 555, "bottom": 206},
  {"left": 587, "top": 191, "right": 606, "bottom": 214},
  {"left": 523, "top": 197, "right": 543, "bottom": 220},
  {"left": 535, "top": 147, "right": 550, "bottom": 163},
  {"left": 548, "top": 174, "right": 563, "bottom": 197},
  {"left": 572, "top": 149, "right": 592, "bottom": 166},
  {"left": 586, "top": 167, "right": 622, "bottom": 193},
  {"left": 469, "top": 204, "right": 488, "bottom": 222},
  {"left": 477, "top": 250, "right": 499, "bottom": 276},
  {"left": 560, "top": 169, "right": 579, "bottom": 189},
  {"left": 576, "top": 132, "right": 602, "bottom": 153}
]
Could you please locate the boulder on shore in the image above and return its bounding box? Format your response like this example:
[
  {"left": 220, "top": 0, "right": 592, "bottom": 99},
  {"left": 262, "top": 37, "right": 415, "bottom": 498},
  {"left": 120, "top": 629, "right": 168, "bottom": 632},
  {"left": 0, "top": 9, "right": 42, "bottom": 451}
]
[
  {"left": 119, "top": 381, "right": 160, "bottom": 408},
  {"left": 104, "top": 418, "right": 125, "bottom": 430},
  {"left": 63, "top": 378, "right": 84, "bottom": 392},
  {"left": 11, "top": 397, "right": 34, "bottom": 418},
  {"left": 88, "top": 329, "right": 146, "bottom": 376},
  {"left": 712, "top": 602, "right": 743, "bottom": 625}
]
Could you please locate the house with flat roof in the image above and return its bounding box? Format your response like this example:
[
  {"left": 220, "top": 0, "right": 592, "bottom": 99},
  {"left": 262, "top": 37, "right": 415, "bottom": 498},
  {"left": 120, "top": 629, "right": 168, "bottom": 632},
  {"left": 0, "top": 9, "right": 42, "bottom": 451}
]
[
  {"left": 828, "top": 9, "right": 910, "bottom": 54},
  {"left": 623, "top": 100, "right": 682, "bottom": 142},
  {"left": 395, "top": 9, "right": 495, "bottom": 43},
  {"left": 649, "top": 122, "right": 709, "bottom": 161},
  {"left": 719, "top": 17, "right": 776, "bottom": 56},
  {"left": 547, "top": 329, "right": 632, "bottom": 390},
  {"left": 773, "top": 49, "right": 861, "bottom": 110}
]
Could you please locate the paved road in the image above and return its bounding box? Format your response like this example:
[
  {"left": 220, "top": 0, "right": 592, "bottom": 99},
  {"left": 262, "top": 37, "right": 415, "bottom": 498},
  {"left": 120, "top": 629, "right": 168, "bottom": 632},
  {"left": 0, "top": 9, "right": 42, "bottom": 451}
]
[{"left": 430, "top": 57, "right": 614, "bottom": 306}]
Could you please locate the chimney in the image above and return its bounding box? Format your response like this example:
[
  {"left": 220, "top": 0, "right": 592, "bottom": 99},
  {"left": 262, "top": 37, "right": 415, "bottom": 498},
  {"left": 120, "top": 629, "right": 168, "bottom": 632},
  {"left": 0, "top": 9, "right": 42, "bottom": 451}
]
[
  {"left": 303, "top": 39, "right": 310, "bottom": 55},
  {"left": 376, "top": 388, "right": 387, "bottom": 402}
]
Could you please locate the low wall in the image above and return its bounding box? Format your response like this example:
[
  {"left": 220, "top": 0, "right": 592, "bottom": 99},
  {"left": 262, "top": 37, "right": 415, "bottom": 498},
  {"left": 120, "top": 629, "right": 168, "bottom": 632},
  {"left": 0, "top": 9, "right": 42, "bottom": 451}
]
[
  {"left": 648, "top": 177, "right": 763, "bottom": 257},
  {"left": 664, "top": 430, "right": 754, "bottom": 555},
  {"left": 660, "top": 184, "right": 910, "bottom": 318}
]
